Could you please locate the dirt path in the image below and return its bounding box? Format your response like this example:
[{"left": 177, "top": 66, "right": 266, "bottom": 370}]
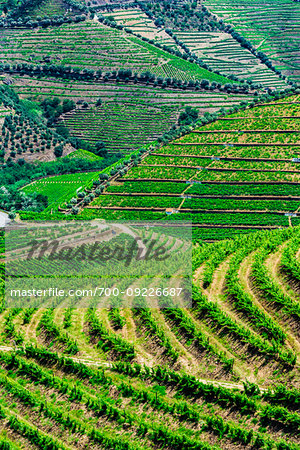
[
  {"left": 195, "top": 257, "right": 255, "bottom": 379},
  {"left": 239, "top": 249, "right": 300, "bottom": 355},
  {"left": 0, "top": 402, "right": 77, "bottom": 450},
  {"left": 193, "top": 264, "right": 205, "bottom": 285},
  {"left": 0, "top": 345, "right": 265, "bottom": 392},
  {"left": 24, "top": 308, "right": 45, "bottom": 343},
  {"left": 265, "top": 245, "right": 299, "bottom": 301},
  {"left": 238, "top": 251, "right": 274, "bottom": 319},
  {"left": 121, "top": 308, "right": 136, "bottom": 342}
]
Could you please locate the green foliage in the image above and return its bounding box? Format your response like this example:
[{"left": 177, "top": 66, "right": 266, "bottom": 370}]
[
  {"left": 90, "top": 94, "right": 300, "bottom": 237},
  {"left": 134, "top": 307, "right": 179, "bottom": 361},
  {"left": 94, "top": 141, "right": 108, "bottom": 157},
  {"left": 41, "top": 97, "right": 75, "bottom": 126},
  {"left": 87, "top": 309, "right": 135, "bottom": 361},
  {"left": 38, "top": 309, "right": 79, "bottom": 354},
  {"left": 178, "top": 106, "right": 199, "bottom": 126},
  {"left": 193, "top": 286, "right": 296, "bottom": 367}
]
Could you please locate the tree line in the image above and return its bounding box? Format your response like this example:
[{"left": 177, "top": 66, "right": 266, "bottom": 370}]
[{"left": 0, "top": 63, "right": 255, "bottom": 94}]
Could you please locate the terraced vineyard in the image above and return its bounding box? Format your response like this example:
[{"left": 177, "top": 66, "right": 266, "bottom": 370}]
[
  {"left": 175, "top": 31, "right": 287, "bottom": 89},
  {"left": 103, "top": 4, "right": 287, "bottom": 90},
  {"left": 102, "top": 8, "right": 179, "bottom": 47},
  {"left": 61, "top": 101, "right": 178, "bottom": 152},
  {"left": 0, "top": 225, "right": 300, "bottom": 448},
  {"left": 203, "top": 0, "right": 300, "bottom": 82},
  {"left": 0, "top": 105, "right": 10, "bottom": 124},
  {"left": 19, "top": 0, "right": 68, "bottom": 18},
  {"left": 5, "top": 75, "right": 253, "bottom": 153},
  {"left": 0, "top": 12, "right": 258, "bottom": 153},
  {"left": 0, "top": 19, "right": 234, "bottom": 84},
  {"left": 78, "top": 94, "right": 300, "bottom": 238}
]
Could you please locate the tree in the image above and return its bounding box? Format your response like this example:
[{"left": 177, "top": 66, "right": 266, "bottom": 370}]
[
  {"left": 178, "top": 106, "right": 198, "bottom": 126},
  {"left": 56, "top": 125, "right": 69, "bottom": 139},
  {"left": 62, "top": 99, "right": 75, "bottom": 113},
  {"left": 99, "top": 173, "right": 109, "bottom": 181},
  {"left": 200, "top": 79, "right": 210, "bottom": 89},
  {"left": 94, "top": 141, "right": 107, "bottom": 157},
  {"left": 118, "top": 69, "right": 132, "bottom": 80},
  {"left": 36, "top": 194, "right": 48, "bottom": 210},
  {"left": 8, "top": 210, "right": 16, "bottom": 221},
  {"left": 54, "top": 145, "right": 63, "bottom": 158}
]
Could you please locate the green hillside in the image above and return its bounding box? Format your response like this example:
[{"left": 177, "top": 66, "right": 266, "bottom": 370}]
[
  {"left": 73, "top": 93, "right": 300, "bottom": 239},
  {"left": 105, "top": 4, "right": 288, "bottom": 90},
  {"left": 0, "top": 225, "right": 300, "bottom": 448},
  {"left": 0, "top": 13, "right": 258, "bottom": 154},
  {"left": 0, "top": 19, "right": 235, "bottom": 84},
  {"left": 0, "top": 0, "right": 300, "bottom": 448},
  {"left": 203, "top": 0, "right": 300, "bottom": 83}
]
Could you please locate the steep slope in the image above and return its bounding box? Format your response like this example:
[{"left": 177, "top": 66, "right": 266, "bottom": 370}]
[
  {"left": 74, "top": 93, "right": 300, "bottom": 239},
  {"left": 0, "top": 19, "right": 234, "bottom": 84},
  {"left": 5, "top": 76, "right": 253, "bottom": 153},
  {"left": 203, "top": 0, "right": 300, "bottom": 83},
  {"left": 0, "top": 225, "right": 300, "bottom": 448},
  {"left": 0, "top": 85, "right": 76, "bottom": 163},
  {"left": 106, "top": 2, "right": 288, "bottom": 89},
  {"left": 0, "top": 16, "right": 257, "bottom": 153}
]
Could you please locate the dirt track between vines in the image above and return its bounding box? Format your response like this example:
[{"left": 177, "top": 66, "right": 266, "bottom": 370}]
[{"left": 0, "top": 345, "right": 266, "bottom": 392}]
